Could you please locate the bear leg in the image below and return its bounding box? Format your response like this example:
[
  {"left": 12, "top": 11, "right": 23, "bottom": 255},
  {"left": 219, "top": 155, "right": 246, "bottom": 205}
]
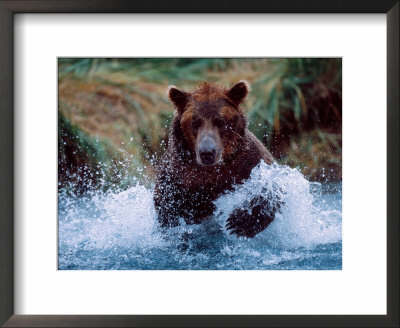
[{"left": 226, "top": 194, "right": 281, "bottom": 238}]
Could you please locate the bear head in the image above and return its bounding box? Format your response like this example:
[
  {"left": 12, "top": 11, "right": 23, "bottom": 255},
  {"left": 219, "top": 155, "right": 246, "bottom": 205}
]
[{"left": 168, "top": 81, "right": 249, "bottom": 166}]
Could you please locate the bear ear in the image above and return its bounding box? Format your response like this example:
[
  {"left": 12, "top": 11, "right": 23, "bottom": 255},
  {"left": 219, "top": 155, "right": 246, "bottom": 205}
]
[
  {"left": 226, "top": 80, "right": 250, "bottom": 106},
  {"left": 168, "top": 86, "right": 189, "bottom": 114}
]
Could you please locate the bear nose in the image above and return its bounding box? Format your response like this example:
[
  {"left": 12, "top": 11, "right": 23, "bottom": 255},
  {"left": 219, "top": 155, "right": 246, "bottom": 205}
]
[{"left": 199, "top": 137, "right": 217, "bottom": 165}]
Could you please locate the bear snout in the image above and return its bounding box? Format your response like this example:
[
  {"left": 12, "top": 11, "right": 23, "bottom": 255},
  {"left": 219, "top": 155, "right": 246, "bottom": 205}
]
[
  {"left": 197, "top": 135, "right": 220, "bottom": 166},
  {"left": 199, "top": 137, "right": 217, "bottom": 165}
]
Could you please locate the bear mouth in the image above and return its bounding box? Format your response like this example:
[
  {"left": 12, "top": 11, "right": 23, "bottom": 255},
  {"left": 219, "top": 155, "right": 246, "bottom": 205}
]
[
  {"left": 200, "top": 152, "right": 216, "bottom": 165},
  {"left": 196, "top": 150, "right": 222, "bottom": 166}
]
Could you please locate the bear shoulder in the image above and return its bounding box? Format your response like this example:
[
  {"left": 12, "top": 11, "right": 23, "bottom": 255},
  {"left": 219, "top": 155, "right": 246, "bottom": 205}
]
[{"left": 245, "top": 130, "right": 274, "bottom": 165}]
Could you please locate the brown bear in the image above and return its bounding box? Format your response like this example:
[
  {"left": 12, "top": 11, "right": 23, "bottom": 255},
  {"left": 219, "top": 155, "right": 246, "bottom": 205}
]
[{"left": 153, "top": 81, "right": 280, "bottom": 238}]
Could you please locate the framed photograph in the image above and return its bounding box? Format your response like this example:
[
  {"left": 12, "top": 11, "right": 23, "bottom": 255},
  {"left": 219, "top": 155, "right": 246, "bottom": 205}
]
[
  {"left": 57, "top": 57, "right": 343, "bottom": 271},
  {"left": 1, "top": 1, "right": 398, "bottom": 327}
]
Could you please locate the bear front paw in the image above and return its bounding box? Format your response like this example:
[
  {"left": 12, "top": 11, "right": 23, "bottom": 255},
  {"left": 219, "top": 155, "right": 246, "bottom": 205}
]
[
  {"left": 225, "top": 208, "right": 259, "bottom": 238},
  {"left": 225, "top": 199, "right": 276, "bottom": 238}
]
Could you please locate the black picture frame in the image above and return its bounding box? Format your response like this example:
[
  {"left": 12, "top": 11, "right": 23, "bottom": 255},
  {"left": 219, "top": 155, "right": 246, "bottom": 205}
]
[{"left": 0, "top": 1, "right": 398, "bottom": 327}]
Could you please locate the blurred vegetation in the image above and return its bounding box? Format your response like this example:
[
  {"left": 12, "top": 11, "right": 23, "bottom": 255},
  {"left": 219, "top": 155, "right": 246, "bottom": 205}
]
[{"left": 58, "top": 58, "right": 341, "bottom": 194}]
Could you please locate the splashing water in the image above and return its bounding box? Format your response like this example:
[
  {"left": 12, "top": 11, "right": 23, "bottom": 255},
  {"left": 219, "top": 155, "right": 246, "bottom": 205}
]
[{"left": 58, "top": 162, "right": 342, "bottom": 270}]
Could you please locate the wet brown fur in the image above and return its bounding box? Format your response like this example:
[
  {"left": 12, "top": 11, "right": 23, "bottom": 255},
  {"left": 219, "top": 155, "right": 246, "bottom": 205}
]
[{"left": 154, "top": 81, "right": 277, "bottom": 237}]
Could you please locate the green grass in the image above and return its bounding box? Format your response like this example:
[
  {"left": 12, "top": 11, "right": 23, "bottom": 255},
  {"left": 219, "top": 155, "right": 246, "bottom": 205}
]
[
  {"left": 58, "top": 112, "right": 147, "bottom": 194},
  {"left": 58, "top": 58, "right": 342, "bottom": 193},
  {"left": 248, "top": 58, "right": 341, "bottom": 144}
]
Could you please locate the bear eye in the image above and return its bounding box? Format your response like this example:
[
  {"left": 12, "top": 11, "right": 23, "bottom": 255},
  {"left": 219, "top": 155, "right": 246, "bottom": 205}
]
[
  {"left": 213, "top": 117, "right": 225, "bottom": 128},
  {"left": 191, "top": 117, "right": 202, "bottom": 130}
]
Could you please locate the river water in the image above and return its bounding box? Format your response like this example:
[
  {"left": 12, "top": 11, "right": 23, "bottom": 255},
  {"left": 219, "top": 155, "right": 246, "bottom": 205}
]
[{"left": 58, "top": 162, "right": 342, "bottom": 270}]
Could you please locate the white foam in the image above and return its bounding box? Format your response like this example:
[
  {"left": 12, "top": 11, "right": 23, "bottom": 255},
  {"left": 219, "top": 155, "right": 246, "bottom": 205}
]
[
  {"left": 58, "top": 163, "right": 342, "bottom": 269},
  {"left": 59, "top": 184, "right": 164, "bottom": 251},
  {"left": 214, "top": 162, "right": 342, "bottom": 248}
]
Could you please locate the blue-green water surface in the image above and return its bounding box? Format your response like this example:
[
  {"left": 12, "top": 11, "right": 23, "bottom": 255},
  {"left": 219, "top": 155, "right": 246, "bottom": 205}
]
[{"left": 59, "top": 163, "right": 342, "bottom": 270}]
